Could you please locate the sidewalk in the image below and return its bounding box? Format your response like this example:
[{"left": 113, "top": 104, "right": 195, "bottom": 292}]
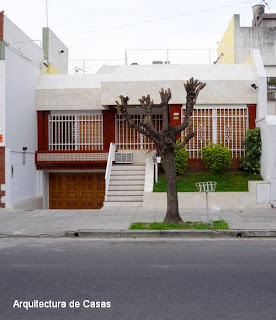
[{"left": 0, "top": 207, "right": 276, "bottom": 237}]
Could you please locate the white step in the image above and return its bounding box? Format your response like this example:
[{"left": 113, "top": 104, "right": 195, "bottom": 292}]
[
  {"left": 110, "top": 175, "right": 145, "bottom": 181},
  {"left": 112, "top": 165, "right": 145, "bottom": 171},
  {"left": 106, "top": 195, "right": 143, "bottom": 201},
  {"left": 111, "top": 170, "right": 145, "bottom": 175},
  {"left": 104, "top": 202, "right": 142, "bottom": 208},
  {"left": 108, "top": 185, "right": 144, "bottom": 191},
  {"left": 107, "top": 190, "right": 144, "bottom": 196},
  {"left": 109, "top": 180, "right": 145, "bottom": 186}
]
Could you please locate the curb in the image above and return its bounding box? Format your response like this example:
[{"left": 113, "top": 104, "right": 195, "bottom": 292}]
[
  {"left": 67, "top": 229, "right": 276, "bottom": 238},
  {"left": 1, "top": 230, "right": 276, "bottom": 239}
]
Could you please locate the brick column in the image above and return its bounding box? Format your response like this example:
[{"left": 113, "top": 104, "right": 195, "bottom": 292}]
[
  {"left": 169, "top": 105, "right": 182, "bottom": 139},
  {"left": 0, "top": 146, "right": 5, "bottom": 207},
  {"left": 247, "top": 104, "right": 256, "bottom": 129},
  {"left": 0, "top": 11, "right": 4, "bottom": 41},
  {"left": 103, "top": 107, "right": 116, "bottom": 150},
  {"left": 37, "top": 111, "right": 50, "bottom": 151}
]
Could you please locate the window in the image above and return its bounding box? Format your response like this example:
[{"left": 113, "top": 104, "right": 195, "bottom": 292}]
[{"left": 49, "top": 113, "right": 103, "bottom": 151}]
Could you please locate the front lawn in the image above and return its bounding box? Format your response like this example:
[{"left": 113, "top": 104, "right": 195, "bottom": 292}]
[
  {"left": 130, "top": 221, "right": 229, "bottom": 230},
  {"left": 153, "top": 171, "right": 262, "bottom": 192}
]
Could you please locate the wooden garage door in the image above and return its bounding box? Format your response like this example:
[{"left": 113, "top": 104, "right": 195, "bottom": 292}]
[{"left": 49, "top": 173, "right": 105, "bottom": 209}]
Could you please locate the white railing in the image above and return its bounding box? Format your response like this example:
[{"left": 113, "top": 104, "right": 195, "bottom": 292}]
[
  {"left": 182, "top": 106, "right": 248, "bottom": 159},
  {"left": 49, "top": 113, "right": 103, "bottom": 151},
  {"left": 105, "top": 143, "right": 116, "bottom": 201}
]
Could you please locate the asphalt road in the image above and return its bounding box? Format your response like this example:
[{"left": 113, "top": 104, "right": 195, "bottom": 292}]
[{"left": 0, "top": 238, "right": 276, "bottom": 320}]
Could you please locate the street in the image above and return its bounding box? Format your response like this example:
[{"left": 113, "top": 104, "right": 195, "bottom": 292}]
[{"left": 0, "top": 238, "right": 276, "bottom": 320}]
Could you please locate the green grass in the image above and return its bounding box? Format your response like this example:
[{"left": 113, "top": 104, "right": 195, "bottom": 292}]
[
  {"left": 130, "top": 221, "right": 229, "bottom": 230},
  {"left": 153, "top": 171, "right": 262, "bottom": 192}
]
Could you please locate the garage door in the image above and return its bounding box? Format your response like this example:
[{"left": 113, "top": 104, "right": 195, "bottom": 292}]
[{"left": 49, "top": 173, "right": 105, "bottom": 209}]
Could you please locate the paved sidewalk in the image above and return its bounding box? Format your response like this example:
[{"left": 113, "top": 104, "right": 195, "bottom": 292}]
[{"left": 0, "top": 207, "right": 276, "bottom": 236}]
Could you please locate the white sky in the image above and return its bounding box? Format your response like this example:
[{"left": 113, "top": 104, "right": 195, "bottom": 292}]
[{"left": 1, "top": 0, "right": 276, "bottom": 71}]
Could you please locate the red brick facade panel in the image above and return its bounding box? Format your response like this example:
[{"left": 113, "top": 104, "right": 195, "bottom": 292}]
[
  {"left": 37, "top": 111, "right": 50, "bottom": 151},
  {"left": 247, "top": 104, "right": 256, "bottom": 129},
  {"left": 0, "top": 147, "right": 5, "bottom": 184},
  {"left": 187, "top": 158, "right": 240, "bottom": 171},
  {"left": 103, "top": 107, "right": 116, "bottom": 149},
  {"left": 0, "top": 11, "right": 4, "bottom": 41}
]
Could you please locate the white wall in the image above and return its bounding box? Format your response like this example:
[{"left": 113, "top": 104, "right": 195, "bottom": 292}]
[
  {"left": 0, "top": 61, "right": 5, "bottom": 147},
  {"left": 252, "top": 50, "right": 268, "bottom": 119},
  {"left": 4, "top": 16, "right": 43, "bottom": 207},
  {"left": 43, "top": 27, "right": 69, "bottom": 74},
  {"left": 234, "top": 15, "right": 276, "bottom": 66}
]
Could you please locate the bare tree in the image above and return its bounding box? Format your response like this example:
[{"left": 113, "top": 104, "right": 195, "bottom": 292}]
[{"left": 116, "top": 77, "right": 206, "bottom": 224}]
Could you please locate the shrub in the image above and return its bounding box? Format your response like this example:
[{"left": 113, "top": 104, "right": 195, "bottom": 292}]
[
  {"left": 240, "top": 127, "right": 261, "bottom": 173},
  {"left": 201, "top": 143, "right": 232, "bottom": 173},
  {"left": 161, "top": 148, "right": 188, "bottom": 174}
]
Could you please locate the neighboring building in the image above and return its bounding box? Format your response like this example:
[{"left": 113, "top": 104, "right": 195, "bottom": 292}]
[
  {"left": 218, "top": 4, "right": 276, "bottom": 66},
  {"left": 217, "top": 5, "right": 276, "bottom": 206},
  {"left": 0, "top": 12, "right": 68, "bottom": 209},
  {"left": 42, "top": 27, "right": 69, "bottom": 74},
  {"left": 0, "top": 11, "right": 43, "bottom": 209}
]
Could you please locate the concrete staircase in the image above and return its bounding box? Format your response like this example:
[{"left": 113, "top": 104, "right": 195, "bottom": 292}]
[{"left": 104, "top": 164, "right": 145, "bottom": 207}]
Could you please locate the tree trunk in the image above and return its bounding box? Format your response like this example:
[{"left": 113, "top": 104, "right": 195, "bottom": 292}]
[{"left": 162, "top": 150, "right": 183, "bottom": 224}]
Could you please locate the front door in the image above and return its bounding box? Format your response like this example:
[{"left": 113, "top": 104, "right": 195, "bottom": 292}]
[{"left": 49, "top": 173, "right": 105, "bottom": 209}]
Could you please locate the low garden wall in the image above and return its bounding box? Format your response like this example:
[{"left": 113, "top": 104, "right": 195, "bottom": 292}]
[{"left": 143, "top": 181, "right": 271, "bottom": 209}]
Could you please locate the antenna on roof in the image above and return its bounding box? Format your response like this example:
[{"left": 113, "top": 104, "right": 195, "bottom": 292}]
[
  {"left": 261, "top": 0, "right": 270, "bottom": 9},
  {"left": 45, "top": 0, "right": 49, "bottom": 27}
]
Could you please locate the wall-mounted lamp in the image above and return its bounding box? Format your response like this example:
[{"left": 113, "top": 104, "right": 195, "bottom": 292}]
[
  {"left": 59, "top": 50, "right": 65, "bottom": 54},
  {"left": 251, "top": 84, "right": 258, "bottom": 89},
  {"left": 22, "top": 147, "right": 27, "bottom": 165}
]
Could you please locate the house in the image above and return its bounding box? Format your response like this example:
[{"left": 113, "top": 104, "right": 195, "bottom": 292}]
[{"left": 35, "top": 59, "right": 262, "bottom": 209}]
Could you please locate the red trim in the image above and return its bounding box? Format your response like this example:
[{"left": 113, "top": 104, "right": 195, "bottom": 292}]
[
  {"left": 103, "top": 107, "right": 116, "bottom": 149},
  {"left": 187, "top": 158, "right": 240, "bottom": 171},
  {"left": 0, "top": 147, "right": 5, "bottom": 184},
  {"left": 37, "top": 111, "right": 50, "bottom": 151},
  {"left": 247, "top": 104, "right": 256, "bottom": 129},
  {"left": 36, "top": 163, "right": 106, "bottom": 170},
  {"left": 169, "top": 105, "right": 182, "bottom": 127},
  {"left": 0, "top": 11, "right": 4, "bottom": 42}
]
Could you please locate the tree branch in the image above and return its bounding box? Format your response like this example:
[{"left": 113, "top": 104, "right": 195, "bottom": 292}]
[
  {"left": 174, "top": 77, "right": 206, "bottom": 136},
  {"left": 116, "top": 95, "right": 159, "bottom": 145},
  {"left": 159, "top": 88, "right": 171, "bottom": 131},
  {"left": 138, "top": 95, "right": 159, "bottom": 137}
]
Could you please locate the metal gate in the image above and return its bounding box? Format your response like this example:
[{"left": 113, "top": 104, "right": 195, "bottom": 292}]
[
  {"left": 182, "top": 106, "right": 248, "bottom": 159},
  {"left": 116, "top": 114, "right": 163, "bottom": 149}
]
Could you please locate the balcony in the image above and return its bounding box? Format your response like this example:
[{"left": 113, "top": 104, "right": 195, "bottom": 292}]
[{"left": 35, "top": 150, "right": 109, "bottom": 169}]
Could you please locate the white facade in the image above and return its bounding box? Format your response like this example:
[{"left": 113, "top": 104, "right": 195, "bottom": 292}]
[
  {"left": 37, "top": 64, "right": 258, "bottom": 110},
  {"left": 3, "top": 16, "right": 43, "bottom": 208},
  {"left": 0, "top": 61, "right": 5, "bottom": 146}
]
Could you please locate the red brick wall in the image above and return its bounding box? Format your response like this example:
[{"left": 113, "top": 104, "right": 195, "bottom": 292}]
[
  {"left": 0, "top": 146, "right": 5, "bottom": 207},
  {"left": 0, "top": 147, "right": 4, "bottom": 183},
  {"left": 0, "top": 11, "right": 4, "bottom": 41},
  {"left": 169, "top": 105, "right": 182, "bottom": 127},
  {"left": 37, "top": 111, "right": 50, "bottom": 151},
  {"left": 187, "top": 158, "right": 240, "bottom": 171},
  {"left": 247, "top": 104, "right": 256, "bottom": 129},
  {"left": 103, "top": 107, "right": 116, "bottom": 149}
]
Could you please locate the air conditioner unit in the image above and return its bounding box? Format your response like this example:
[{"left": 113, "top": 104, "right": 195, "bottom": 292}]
[{"left": 115, "top": 152, "right": 133, "bottom": 164}]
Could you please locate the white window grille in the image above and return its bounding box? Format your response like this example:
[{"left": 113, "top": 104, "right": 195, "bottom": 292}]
[
  {"left": 182, "top": 106, "right": 248, "bottom": 159},
  {"left": 116, "top": 114, "right": 163, "bottom": 150},
  {"left": 49, "top": 113, "right": 103, "bottom": 151}
]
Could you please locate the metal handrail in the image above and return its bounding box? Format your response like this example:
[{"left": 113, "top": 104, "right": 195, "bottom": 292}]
[{"left": 105, "top": 143, "right": 116, "bottom": 201}]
